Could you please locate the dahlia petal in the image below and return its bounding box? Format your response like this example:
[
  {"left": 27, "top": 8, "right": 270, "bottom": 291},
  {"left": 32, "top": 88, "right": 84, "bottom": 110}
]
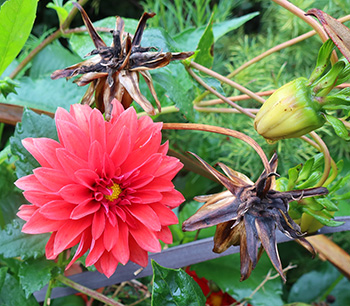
[
  {"left": 56, "top": 148, "right": 89, "bottom": 179},
  {"left": 70, "top": 200, "right": 100, "bottom": 219},
  {"left": 85, "top": 237, "right": 105, "bottom": 266},
  {"left": 55, "top": 107, "right": 76, "bottom": 126},
  {"left": 141, "top": 178, "right": 174, "bottom": 192},
  {"left": 15, "top": 174, "right": 50, "bottom": 192},
  {"left": 158, "top": 141, "right": 169, "bottom": 155},
  {"left": 23, "top": 190, "right": 61, "bottom": 206},
  {"left": 128, "top": 175, "right": 154, "bottom": 189},
  {"left": 111, "top": 220, "right": 129, "bottom": 265},
  {"left": 39, "top": 200, "right": 75, "bottom": 220},
  {"left": 112, "top": 107, "right": 138, "bottom": 145},
  {"left": 130, "top": 190, "right": 163, "bottom": 204},
  {"left": 155, "top": 156, "right": 183, "bottom": 180},
  {"left": 126, "top": 153, "right": 162, "bottom": 177},
  {"left": 66, "top": 231, "right": 92, "bottom": 270},
  {"left": 17, "top": 204, "right": 37, "bottom": 221},
  {"left": 22, "top": 210, "right": 63, "bottom": 234},
  {"left": 59, "top": 184, "right": 93, "bottom": 204},
  {"left": 89, "top": 108, "right": 106, "bottom": 150},
  {"left": 102, "top": 152, "right": 115, "bottom": 179},
  {"left": 45, "top": 232, "right": 57, "bottom": 260},
  {"left": 92, "top": 209, "right": 106, "bottom": 240},
  {"left": 56, "top": 119, "right": 90, "bottom": 159},
  {"left": 22, "top": 138, "right": 62, "bottom": 169},
  {"left": 110, "top": 99, "right": 125, "bottom": 123},
  {"left": 126, "top": 204, "right": 161, "bottom": 231},
  {"left": 149, "top": 203, "right": 178, "bottom": 226},
  {"left": 88, "top": 140, "right": 104, "bottom": 176},
  {"left": 74, "top": 169, "right": 99, "bottom": 189},
  {"left": 129, "top": 221, "right": 161, "bottom": 253},
  {"left": 70, "top": 103, "right": 92, "bottom": 136},
  {"left": 33, "top": 167, "right": 72, "bottom": 192},
  {"left": 53, "top": 217, "right": 92, "bottom": 255},
  {"left": 94, "top": 251, "right": 119, "bottom": 278},
  {"left": 156, "top": 226, "right": 173, "bottom": 244},
  {"left": 109, "top": 126, "right": 131, "bottom": 167},
  {"left": 128, "top": 235, "right": 149, "bottom": 267},
  {"left": 160, "top": 190, "right": 185, "bottom": 208},
  {"left": 103, "top": 219, "right": 119, "bottom": 252},
  {"left": 134, "top": 121, "right": 162, "bottom": 149}
]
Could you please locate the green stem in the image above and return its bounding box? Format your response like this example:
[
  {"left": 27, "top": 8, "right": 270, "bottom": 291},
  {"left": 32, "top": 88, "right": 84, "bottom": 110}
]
[
  {"left": 319, "top": 274, "right": 343, "bottom": 302},
  {"left": 56, "top": 274, "right": 124, "bottom": 306},
  {"left": 43, "top": 278, "right": 54, "bottom": 306},
  {"left": 137, "top": 105, "right": 179, "bottom": 118}
]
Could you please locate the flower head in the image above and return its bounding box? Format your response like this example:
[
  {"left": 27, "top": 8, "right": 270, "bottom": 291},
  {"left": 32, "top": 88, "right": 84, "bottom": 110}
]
[
  {"left": 16, "top": 100, "right": 184, "bottom": 277},
  {"left": 183, "top": 153, "right": 328, "bottom": 281},
  {"left": 51, "top": 3, "right": 193, "bottom": 120}
]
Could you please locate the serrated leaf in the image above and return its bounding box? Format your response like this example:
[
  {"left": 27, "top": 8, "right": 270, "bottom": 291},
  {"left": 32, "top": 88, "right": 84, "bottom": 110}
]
[
  {"left": 0, "top": 0, "right": 38, "bottom": 76},
  {"left": 174, "top": 12, "right": 259, "bottom": 51},
  {"left": 0, "top": 219, "right": 49, "bottom": 260},
  {"left": 151, "top": 260, "right": 206, "bottom": 306},
  {"left": 324, "top": 114, "right": 350, "bottom": 140},
  {"left": 192, "top": 253, "right": 284, "bottom": 306},
  {"left": 19, "top": 258, "right": 57, "bottom": 298},
  {"left": 302, "top": 208, "right": 343, "bottom": 227},
  {"left": 0, "top": 268, "right": 39, "bottom": 306},
  {"left": 10, "top": 108, "right": 57, "bottom": 178},
  {"left": 194, "top": 13, "right": 214, "bottom": 68}
]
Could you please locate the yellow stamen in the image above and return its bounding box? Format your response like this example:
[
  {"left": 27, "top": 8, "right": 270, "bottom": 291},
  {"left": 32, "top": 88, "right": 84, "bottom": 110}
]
[{"left": 104, "top": 183, "right": 122, "bottom": 201}]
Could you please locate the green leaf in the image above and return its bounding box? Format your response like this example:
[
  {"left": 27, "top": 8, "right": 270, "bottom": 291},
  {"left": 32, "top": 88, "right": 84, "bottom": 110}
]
[
  {"left": 287, "top": 164, "right": 302, "bottom": 190},
  {"left": 151, "top": 260, "right": 206, "bottom": 306},
  {"left": 0, "top": 0, "right": 38, "bottom": 76},
  {"left": 296, "top": 158, "right": 314, "bottom": 183},
  {"left": 316, "top": 197, "right": 338, "bottom": 211},
  {"left": 0, "top": 268, "right": 39, "bottom": 306},
  {"left": 0, "top": 267, "right": 6, "bottom": 290},
  {"left": 0, "top": 77, "right": 19, "bottom": 98},
  {"left": 194, "top": 13, "right": 214, "bottom": 68},
  {"left": 142, "top": 28, "right": 182, "bottom": 52},
  {"left": 0, "top": 218, "right": 49, "bottom": 260},
  {"left": 192, "top": 253, "right": 284, "bottom": 306},
  {"left": 19, "top": 258, "right": 57, "bottom": 298},
  {"left": 47, "top": 0, "right": 73, "bottom": 27},
  {"left": 324, "top": 114, "right": 350, "bottom": 140},
  {"left": 174, "top": 12, "right": 259, "bottom": 51},
  {"left": 10, "top": 108, "right": 58, "bottom": 178},
  {"left": 0, "top": 76, "right": 86, "bottom": 113},
  {"left": 302, "top": 208, "right": 344, "bottom": 227},
  {"left": 51, "top": 295, "right": 86, "bottom": 306},
  {"left": 69, "top": 16, "right": 139, "bottom": 58},
  {"left": 296, "top": 171, "right": 322, "bottom": 189}
]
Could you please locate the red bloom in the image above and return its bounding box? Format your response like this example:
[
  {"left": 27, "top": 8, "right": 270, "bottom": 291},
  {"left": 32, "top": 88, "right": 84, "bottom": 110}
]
[{"left": 16, "top": 100, "right": 184, "bottom": 277}]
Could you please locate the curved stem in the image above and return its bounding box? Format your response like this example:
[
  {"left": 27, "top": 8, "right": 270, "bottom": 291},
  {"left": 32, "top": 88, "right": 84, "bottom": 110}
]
[
  {"left": 194, "top": 105, "right": 259, "bottom": 114},
  {"left": 162, "top": 122, "right": 271, "bottom": 174},
  {"left": 189, "top": 61, "right": 266, "bottom": 104},
  {"left": 56, "top": 274, "right": 124, "bottom": 306},
  {"left": 186, "top": 67, "right": 256, "bottom": 118},
  {"left": 309, "top": 131, "right": 331, "bottom": 187}
]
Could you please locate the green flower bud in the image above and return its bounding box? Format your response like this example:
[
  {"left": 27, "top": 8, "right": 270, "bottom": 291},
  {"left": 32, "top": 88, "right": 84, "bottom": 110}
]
[{"left": 254, "top": 77, "right": 325, "bottom": 142}]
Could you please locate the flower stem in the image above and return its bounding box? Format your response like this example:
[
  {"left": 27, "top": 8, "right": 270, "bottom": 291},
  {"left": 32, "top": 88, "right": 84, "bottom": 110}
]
[
  {"left": 186, "top": 67, "right": 256, "bottom": 119},
  {"left": 309, "top": 131, "right": 332, "bottom": 187},
  {"left": 43, "top": 278, "right": 54, "bottom": 306},
  {"left": 162, "top": 123, "right": 271, "bottom": 174},
  {"left": 137, "top": 105, "right": 179, "bottom": 118},
  {"left": 56, "top": 274, "right": 124, "bottom": 306}
]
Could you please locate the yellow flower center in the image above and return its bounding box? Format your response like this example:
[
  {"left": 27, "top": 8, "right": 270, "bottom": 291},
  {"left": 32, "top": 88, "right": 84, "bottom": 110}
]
[{"left": 104, "top": 183, "right": 122, "bottom": 201}]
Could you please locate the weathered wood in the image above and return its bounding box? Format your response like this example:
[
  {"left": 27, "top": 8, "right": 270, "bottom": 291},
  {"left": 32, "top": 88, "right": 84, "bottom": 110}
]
[{"left": 33, "top": 216, "right": 350, "bottom": 302}]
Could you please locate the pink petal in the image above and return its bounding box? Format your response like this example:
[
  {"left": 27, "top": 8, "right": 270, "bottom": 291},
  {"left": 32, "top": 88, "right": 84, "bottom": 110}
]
[
  {"left": 109, "top": 99, "right": 125, "bottom": 123},
  {"left": 45, "top": 232, "right": 57, "bottom": 259},
  {"left": 156, "top": 226, "right": 173, "bottom": 244},
  {"left": 155, "top": 156, "right": 183, "bottom": 180},
  {"left": 85, "top": 237, "right": 105, "bottom": 266},
  {"left": 74, "top": 169, "right": 99, "bottom": 189},
  {"left": 39, "top": 200, "right": 75, "bottom": 220},
  {"left": 66, "top": 231, "right": 92, "bottom": 270},
  {"left": 88, "top": 140, "right": 104, "bottom": 176},
  {"left": 33, "top": 167, "right": 71, "bottom": 192},
  {"left": 149, "top": 203, "right": 178, "bottom": 226},
  {"left": 56, "top": 119, "right": 90, "bottom": 160},
  {"left": 17, "top": 204, "right": 37, "bottom": 221},
  {"left": 112, "top": 107, "right": 138, "bottom": 145},
  {"left": 128, "top": 175, "right": 154, "bottom": 189},
  {"left": 158, "top": 141, "right": 169, "bottom": 155},
  {"left": 23, "top": 190, "right": 61, "bottom": 206},
  {"left": 141, "top": 178, "right": 174, "bottom": 192},
  {"left": 111, "top": 221, "right": 129, "bottom": 265},
  {"left": 55, "top": 107, "right": 76, "bottom": 126},
  {"left": 128, "top": 235, "right": 149, "bottom": 267},
  {"left": 92, "top": 209, "right": 106, "bottom": 240},
  {"left": 126, "top": 204, "right": 161, "bottom": 231},
  {"left": 131, "top": 190, "right": 163, "bottom": 204},
  {"left": 160, "top": 190, "right": 185, "bottom": 208},
  {"left": 102, "top": 152, "right": 115, "bottom": 179},
  {"left": 89, "top": 108, "right": 106, "bottom": 151},
  {"left": 109, "top": 126, "right": 131, "bottom": 167},
  {"left": 22, "top": 210, "right": 63, "bottom": 234},
  {"left": 56, "top": 148, "right": 89, "bottom": 179},
  {"left": 129, "top": 221, "right": 161, "bottom": 253},
  {"left": 22, "top": 138, "right": 62, "bottom": 168},
  {"left": 59, "top": 184, "right": 93, "bottom": 204},
  {"left": 103, "top": 219, "right": 119, "bottom": 252},
  {"left": 15, "top": 174, "right": 51, "bottom": 192},
  {"left": 94, "top": 251, "right": 119, "bottom": 278},
  {"left": 70, "top": 199, "right": 100, "bottom": 219},
  {"left": 53, "top": 217, "right": 92, "bottom": 255},
  {"left": 70, "top": 104, "right": 92, "bottom": 136}
]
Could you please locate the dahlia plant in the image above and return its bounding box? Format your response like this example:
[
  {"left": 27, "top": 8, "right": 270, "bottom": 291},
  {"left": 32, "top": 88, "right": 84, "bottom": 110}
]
[{"left": 0, "top": 0, "right": 350, "bottom": 306}]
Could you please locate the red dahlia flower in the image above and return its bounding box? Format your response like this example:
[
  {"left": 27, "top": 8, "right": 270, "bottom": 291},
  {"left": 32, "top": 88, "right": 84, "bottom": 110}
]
[{"left": 16, "top": 100, "right": 184, "bottom": 277}]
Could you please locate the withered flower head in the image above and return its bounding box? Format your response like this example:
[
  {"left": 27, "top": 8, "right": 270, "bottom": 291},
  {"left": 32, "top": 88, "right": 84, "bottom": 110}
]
[
  {"left": 51, "top": 2, "right": 193, "bottom": 120},
  {"left": 183, "top": 153, "right": 328, "bottom": 282}
]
